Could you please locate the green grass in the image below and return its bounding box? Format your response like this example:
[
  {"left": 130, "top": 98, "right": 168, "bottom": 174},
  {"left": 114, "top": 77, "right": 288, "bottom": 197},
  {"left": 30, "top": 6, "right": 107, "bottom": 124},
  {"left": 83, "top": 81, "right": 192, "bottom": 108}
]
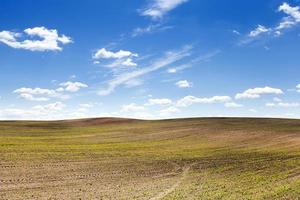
[{"left": 0, "top": 118, "right": 299, "bottom": 199}]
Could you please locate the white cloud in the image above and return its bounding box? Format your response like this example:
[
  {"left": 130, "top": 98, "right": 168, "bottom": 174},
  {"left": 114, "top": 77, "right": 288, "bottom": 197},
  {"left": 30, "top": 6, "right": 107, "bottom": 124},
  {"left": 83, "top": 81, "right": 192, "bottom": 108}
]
[
  {"left": 166, "top": 50, "right": 220, "bottom": 74},
  {"left": 121, "top": 58, "right": 138, "bottom": 67},
  {"left": 0, "top": 27, "right": 72, "bottom": 51},
  {"left": 275, "top": 2, "right": 300, "bottom": 33},
  {"left": 98, "top": 45, "right": 192, "bottom": 96},
  {"left": 175, "top": 80, "right": 192, "bottom": 88},
  {"left": 249, "top": 109, "right": 258, "bottom": 113},
  {"left": 159, "top": 106, "right": 179, "bottom": 116},
  {"left": 0, "top": 102, "right": 65, "bottom": 119},
  {"left": 278, "top": 2, "right": 300, "bottom": 23},
  {"left": 244, "top": 2, "right": 300, "bottom": 42},
  {"left": 177, "top": 95, "right": 231, "bottom": 107},
  {"left": 33, "top": 102, "right": 65, "bottom": 112},
  {"left": 232, "top": 30, "right": 241, "bottom": 35},
  {"left": 248, "top": 25, "right": 271, "bottom": 37},
  {"left": 296, "top": 84, "right": 300, "bottom": 92},
  {"left": 266, "top": 102, "right": 299, "bottom": 108},
  {"left": 273, "top": 97, "right": 282, "bottom": 102},
  {"left": 79, "top": 103, "right": 93, "bottom": 108},
  {"left": 93, "top": 48, "right": 138, "bottom": 59},
  {"left": 132, "top": 23, "right": 173, "bottom": 37},
  {"left": 124, "top": 79, "right": 144, "bottom": 88},
  {"left": 235, "top": 86, "right": 283, "bottom": 99},
  {"left": 266, "top": 102, "right": 276, "bottom": 107},
  {"left": 224, "top": 102, "right": 243, "bottom": 108},
  {"left": 167, "top": 68, "right": 178, "bottom": 73},
  {"left": 146, "top": 98, "right": 173, "bottom": 106},
  {"left": 13, "top": 87, "right": 58, "bottom": 101},
  {"left": 276, "top": 17, "right": 297, "bottom": 30},
  {"left": 121, "top": 103, "right": 145, "bottom": 112},
  {"left": 78, "top": 103, "right": 94, "bottom": 112},
  {"left": 93, "top": 48, "right": 138, "bottom": 67},
  {"left": 18, "top": 93, "right": 49, "bottom": 101},
  {"left": 59, "top": 81, "right": 88, "bottom": 92},
  {"left": 14, "top": 81, "right": 87, "bottom": 101},
  {"left": 140, "top": 0, "right": 189, "bottom": 19}
]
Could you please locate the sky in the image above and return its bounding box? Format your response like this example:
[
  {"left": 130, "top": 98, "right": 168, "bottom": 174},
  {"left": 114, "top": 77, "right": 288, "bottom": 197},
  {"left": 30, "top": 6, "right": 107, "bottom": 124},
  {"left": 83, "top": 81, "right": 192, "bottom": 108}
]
[{"left": 0, "top": 0, "right": 300, "bottom": 120}]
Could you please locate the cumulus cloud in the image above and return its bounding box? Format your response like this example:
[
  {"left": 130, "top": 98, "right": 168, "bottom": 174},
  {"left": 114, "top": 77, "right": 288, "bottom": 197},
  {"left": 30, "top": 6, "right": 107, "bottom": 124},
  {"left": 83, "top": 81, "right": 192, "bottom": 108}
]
[
  {"left": 93, "top": 48, "right": 138, "bottom": 67},
  {"left": 93, "top": 48, "right": 137, "bottom": 59},
  {"left": 13, "top": 87, "right": 58, "bottom": 101},
  {"left": 175, "top": 80, "right": 192, "bottom": 88},
  {"left": 121, "top": 103, "right": 145, "bottom": 112},
  {"left": 146, "top": 98, "right": 173, "bottom": 106},
  {"left": 0, "top": 27, "right": 72, "bottom": 51},
  {"left": 177, "top": 95, "right": 231, "bottom": 107},
  {"left": 235, "top": 86, "right": 283, "bottom": 99},
  {"left": 275, "top": 2, "right": 300, "bottom": 33},
  {"left": 278, "top": 2, "right": 300, "bottom": 22},
  {"left": 140, "top": 0, "right": 189, "bottom": 19},
  {"left": 59, "top": 81, "right": 88, "bottom": 92},
  {"left": 14, "top": 81, "right": 87, "bottom": 101}
]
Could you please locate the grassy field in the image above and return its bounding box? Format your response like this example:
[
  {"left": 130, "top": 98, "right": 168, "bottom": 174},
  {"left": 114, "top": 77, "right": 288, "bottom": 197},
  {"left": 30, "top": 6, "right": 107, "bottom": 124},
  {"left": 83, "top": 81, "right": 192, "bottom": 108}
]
[{"left": 0, "top": 117, "right": 299, "bottom": 199}]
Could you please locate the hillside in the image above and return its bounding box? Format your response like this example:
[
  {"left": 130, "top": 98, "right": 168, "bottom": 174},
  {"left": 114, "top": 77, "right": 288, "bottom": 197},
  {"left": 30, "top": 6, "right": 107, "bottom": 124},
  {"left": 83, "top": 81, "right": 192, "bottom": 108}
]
[{"left": 0, "top": 118, "right": 299, "bottom": 199}]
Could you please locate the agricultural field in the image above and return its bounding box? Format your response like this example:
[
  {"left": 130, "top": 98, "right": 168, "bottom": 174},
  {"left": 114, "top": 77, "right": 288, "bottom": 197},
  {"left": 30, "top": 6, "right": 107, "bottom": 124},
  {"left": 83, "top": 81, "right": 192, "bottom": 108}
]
[{"left": 0, "top": 117, "right": 299, "bottom": 199}]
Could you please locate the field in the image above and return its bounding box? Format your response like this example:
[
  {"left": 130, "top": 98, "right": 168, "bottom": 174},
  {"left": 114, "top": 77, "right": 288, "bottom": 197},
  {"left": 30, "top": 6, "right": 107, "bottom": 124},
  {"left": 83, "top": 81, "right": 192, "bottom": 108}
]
[{"left": 0, "top": 117, "right": 299, "bottom": 199}]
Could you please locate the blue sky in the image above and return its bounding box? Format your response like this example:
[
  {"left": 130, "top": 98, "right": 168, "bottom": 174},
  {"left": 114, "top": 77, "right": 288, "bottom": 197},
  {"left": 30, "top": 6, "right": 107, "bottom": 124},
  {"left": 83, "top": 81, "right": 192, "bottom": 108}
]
[{"left": 0, "top": 0, "right": 300, "bottom": 120}]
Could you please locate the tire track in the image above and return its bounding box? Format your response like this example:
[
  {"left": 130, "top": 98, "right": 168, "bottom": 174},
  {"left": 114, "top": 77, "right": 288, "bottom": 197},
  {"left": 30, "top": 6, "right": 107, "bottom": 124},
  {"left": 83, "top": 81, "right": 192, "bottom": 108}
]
[{"left": 149, "top": 163, "right": 195, "bottom": 200}]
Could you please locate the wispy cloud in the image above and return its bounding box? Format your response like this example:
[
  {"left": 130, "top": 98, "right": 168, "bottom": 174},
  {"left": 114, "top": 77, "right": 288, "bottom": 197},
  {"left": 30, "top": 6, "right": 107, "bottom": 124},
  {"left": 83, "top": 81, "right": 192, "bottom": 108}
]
[
  {"left": 98, "top": 45, "right": 192, "bottom": 96},
  {"left": 132, "top": 23, "right": 173, "bottom": 37},
  {"left": 140, "top": 0, "right": 189, "bottom": 20},
  {"left": 266, "top": 102, "right": 299, "bottom": 108},
  {"left": 167, "top": 49, "right": 221, "bottom": 73}
]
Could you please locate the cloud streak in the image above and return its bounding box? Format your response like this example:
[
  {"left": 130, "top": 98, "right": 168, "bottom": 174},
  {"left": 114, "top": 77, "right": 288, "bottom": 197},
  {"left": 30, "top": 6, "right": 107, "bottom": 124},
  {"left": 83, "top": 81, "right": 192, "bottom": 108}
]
[
  {"left": 140, "top": 0, "right": 189, "bottom": 19},
  {"left": 98, "top": 45, "right": 192, "bottom": 95}
]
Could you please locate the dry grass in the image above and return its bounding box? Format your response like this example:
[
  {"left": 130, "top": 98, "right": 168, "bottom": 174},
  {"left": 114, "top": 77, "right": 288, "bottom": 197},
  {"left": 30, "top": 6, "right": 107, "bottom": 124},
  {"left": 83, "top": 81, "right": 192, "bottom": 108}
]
[{"left": 0, "top": 118, "right": 299, "bottom": 199}]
